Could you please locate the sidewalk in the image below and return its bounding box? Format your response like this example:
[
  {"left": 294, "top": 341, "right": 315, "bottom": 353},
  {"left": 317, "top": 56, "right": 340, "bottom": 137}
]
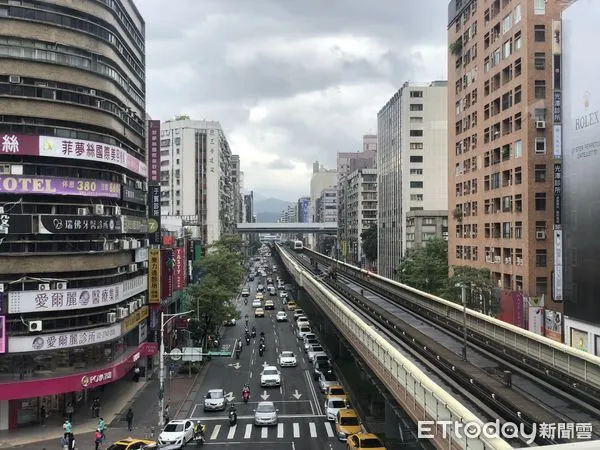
[{"left": 2, "top": 369, "right": 203, "bottom": 448}]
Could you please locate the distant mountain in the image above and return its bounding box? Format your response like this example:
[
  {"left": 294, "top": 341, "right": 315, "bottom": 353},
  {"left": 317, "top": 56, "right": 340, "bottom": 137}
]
[
  {"left": 256, "top": 211, "right": 283, "bottom": 223},
  {"left": 254, "top": 197, "right": 294, "bottom": 222},
  {"left": 252, "top": 192, "right": 267, "bottom": 202}
]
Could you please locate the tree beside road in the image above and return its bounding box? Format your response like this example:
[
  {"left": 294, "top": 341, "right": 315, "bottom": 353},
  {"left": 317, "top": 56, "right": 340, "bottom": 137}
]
[{"left": 184, "top": 235, "right": 245, "bottom": 349}]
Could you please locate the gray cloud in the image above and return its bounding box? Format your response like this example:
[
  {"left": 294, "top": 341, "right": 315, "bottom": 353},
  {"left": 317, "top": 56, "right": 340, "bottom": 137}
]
[
  {"left": 136, "top": 0, "right": 448, "bottom": 198},
  {"left": 263, "top": 159, "right": 295, "bottom": 170}
]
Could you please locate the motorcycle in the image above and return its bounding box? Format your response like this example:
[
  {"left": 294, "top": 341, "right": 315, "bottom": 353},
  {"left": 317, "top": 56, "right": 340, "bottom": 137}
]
[
  {"left": 242, "top": 389, "right": 250, "bottom": 403},
  {"left": 235, "top": 348, "right": 241, "bottom": 359},
  {"left": 245, "top": 336, "right": 251, "bottom": 345},
  {"left": 244, "top": 298, "right": 248, "bottom": 305},
  {"left": 251, "top": 328, "right": 256, "bottom": 338},
  {"left": 258, "top": 344, "right": 265, "bottom": 357},
  {"left": 228, "top": 408, "right": 237, "bottom": 426},
  {"left": 193, "top": 423, "right": 206, "bottom": 447}
]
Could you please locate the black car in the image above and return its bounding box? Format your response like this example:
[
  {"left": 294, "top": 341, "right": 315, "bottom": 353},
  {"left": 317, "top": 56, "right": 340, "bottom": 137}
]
[
  {"left": 248, "top": 275, "right": 255, "bottom": 281},
  {"left": 313, "top": 360, "right": 332, "bottom": 380},
  {"left": 257, "top": 284, "right": 265, "bottom": 292},
  {"left": 266, "top": 278, "right": 274, "bottom": 285}
]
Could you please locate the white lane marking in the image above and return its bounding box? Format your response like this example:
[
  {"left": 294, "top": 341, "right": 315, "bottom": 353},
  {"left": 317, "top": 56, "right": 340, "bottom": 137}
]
[
  {"left": 324, "top": 421, "right": 334, "bottom": 437},
  {"left": 309, "top": 422, "right": 317, "bottom": 438},
  {"left": 277, "top": 422, "right": 284, "bottom": 438},
  {"left": 249, "top": 371, "right": 252, "bottom": 379},
  {"left": 261, "top": 426, "right": 268, "bottom": 439},
  {"left": 244, "top": 423, "right": 252, "bottom": 439},
  {"left": 293, "top": 422, "right": 300, "bottom": 438},
  {"left": 227, "top": 424, "right": 236, "bottom": 439},
  {"left": 210, "top": 424, "right": 221, "bottom": 440}
]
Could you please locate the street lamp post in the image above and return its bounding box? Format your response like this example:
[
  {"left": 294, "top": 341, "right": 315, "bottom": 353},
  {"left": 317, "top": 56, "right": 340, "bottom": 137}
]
[{"left": 159, "top": 310, "right": 193, "bottom": 428}]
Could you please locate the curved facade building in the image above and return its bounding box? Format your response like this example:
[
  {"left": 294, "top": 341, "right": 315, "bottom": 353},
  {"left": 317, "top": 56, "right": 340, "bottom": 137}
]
[{"left": 0, "top": 0, "right": 153, "bottom": 429}]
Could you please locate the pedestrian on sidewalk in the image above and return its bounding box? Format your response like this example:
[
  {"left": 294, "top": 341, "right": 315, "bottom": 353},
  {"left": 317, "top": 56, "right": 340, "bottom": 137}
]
[
  {"left": 66, "top": 402, "right": 74, "bottom": 423},
  {"left": 62, "top": 418, "right": 72, "bottom": 438},
  {"left": 126, "top": 408, "right": 134, "bottom": 432},
  {"left": 40, "top": 404, "right": 46, "bottom": 426},
  {"left": 98, "top": 417, "right": 106, "bottom": 441},
  {"left": 133, "top": 366, "right": 140, "bottom": 382},
  {"left": 94, "top": 429, "right": 102, "bottom": 450}
]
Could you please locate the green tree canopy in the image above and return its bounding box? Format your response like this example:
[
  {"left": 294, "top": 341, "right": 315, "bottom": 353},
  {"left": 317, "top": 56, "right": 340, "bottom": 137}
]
[
  {"left": 397, "top": 237, "right": 448, "bottom": 295},
  {"left": 360, "top": 223, "right": 378, "bottom": 262},
  {"left": 442, "top": 266, "right": 500, "bottom": 315},
  {"left": 184, "top": 235, "right": 244, "bottom": 347}
]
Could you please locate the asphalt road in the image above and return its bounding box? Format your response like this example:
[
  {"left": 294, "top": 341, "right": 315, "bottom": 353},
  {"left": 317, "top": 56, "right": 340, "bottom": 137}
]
[{"left": 188, "top": 259, "right": 345, "bottom": 449}]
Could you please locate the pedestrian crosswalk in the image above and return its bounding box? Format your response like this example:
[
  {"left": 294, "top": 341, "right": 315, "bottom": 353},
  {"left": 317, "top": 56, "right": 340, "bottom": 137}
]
[{"left": 199, "top": 420, "right": 336, "bottom": 441}]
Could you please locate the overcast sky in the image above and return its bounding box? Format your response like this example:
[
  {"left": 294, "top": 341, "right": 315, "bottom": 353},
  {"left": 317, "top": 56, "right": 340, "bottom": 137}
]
[{"left": 135, "top": 0, "right": 448, "bottom": 201}]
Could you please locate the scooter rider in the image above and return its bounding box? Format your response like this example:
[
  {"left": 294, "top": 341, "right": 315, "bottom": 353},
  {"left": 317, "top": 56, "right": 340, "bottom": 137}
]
[
  {"left": 228, "top": 404, "right": 237, "bottom": 426},
  {"left": 242, "top": 384, "right": 250, "bottom": 402}
]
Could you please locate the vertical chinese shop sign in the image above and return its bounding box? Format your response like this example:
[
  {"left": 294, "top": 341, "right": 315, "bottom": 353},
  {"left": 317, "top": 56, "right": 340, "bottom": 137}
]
[{"left": 148, "top": 249, "right": 161, "bottom": 304}]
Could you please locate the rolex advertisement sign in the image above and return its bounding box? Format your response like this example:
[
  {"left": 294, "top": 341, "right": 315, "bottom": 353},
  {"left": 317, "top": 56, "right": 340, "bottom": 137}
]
[{"left": 562, "top": 1, "right": 600, "bottom": 322}]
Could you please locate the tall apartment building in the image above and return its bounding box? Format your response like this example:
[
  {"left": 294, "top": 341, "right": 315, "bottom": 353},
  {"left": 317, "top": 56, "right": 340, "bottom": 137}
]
[
  {"left": 377, "top": 81, "right": 448, "bottom": 278},
  {"left": 341, "top": 168, "right": 378, "bottom": 264},
  {"left": 0, "top": 0, "right": 149, "bottom": 430},
  {"left": 159, "top": 119, "right": 235, "bottom": 245},
  {"left": 231, "top": 154, "right": 243, "bottom": 224},
  {"left": 337, "top": 138, "right": 377, "bottom": 265},
  {"left": 316, "top": 188, "right": 338, "bottom": 223},
  {"left": 448, "top": 0, "right": 561, "bottom": 312},
  {"left": 297, "top": 196, "right": 310, "bottom": 223},
  {"left": 309, "top": 162, "right": 337, "bottom": 249}
]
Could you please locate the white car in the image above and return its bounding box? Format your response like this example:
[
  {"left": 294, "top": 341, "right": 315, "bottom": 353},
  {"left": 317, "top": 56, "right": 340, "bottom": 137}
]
[
  {"left": 260, "top": 365, "right": 281, "bottom": 387},
  {"left": 158, "top": 419, "right": 195, "bottom": 448},
  {"left": 279, "top": 290, "right": 288, "bottom": 299},
  {"left": 252, "top": 299, "right": 262, "bottom": 308},
  {"left": 241, "top": 288, "right": 250, "bottom": 297},
  {"left": 309, "top": 351, "right": 328, "bottom": 364},
  {"left": 278, "top": 351, "right": 297, "bottom": 367},
  {"left": 324, "top": 398, "right": 347, "bottom": 421},
  {"left": 296, "top": 316, "right": 309, "bottom": 326},
  {"left": 307, "top": 345, "right": 325, "bottom": 362},
  {"left": 297, "top": 325, "right": 312, "bottom": 340},
  {"left": 276, "top": 311, "right": 288, "bottom": 322}
]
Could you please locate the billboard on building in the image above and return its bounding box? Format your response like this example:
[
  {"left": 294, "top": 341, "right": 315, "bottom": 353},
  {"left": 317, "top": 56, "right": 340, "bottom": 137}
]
[
  {"left": 173, "top": 247, "right": 185, "bottom": 291},
  {"left": 301, "top": 197, "right": 309, "bottom": 223},
  {"left": 562, "top": 1, "right": 600, "bottom": 323},
  {"left": 147, "top": 120, "right": 161, "bottom": 183},
  {"left": 148, "top": 249, "right": 161, "bottom": 304},
  {"left": 161, "top": 248, "right": 174, "bottom": 301},
  {"left": 148, "top": 185, "right": 161, "bottom": 245}
]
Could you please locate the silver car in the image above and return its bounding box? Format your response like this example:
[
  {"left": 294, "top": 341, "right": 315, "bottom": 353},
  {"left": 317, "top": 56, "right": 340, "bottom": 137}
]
[
  {"left": 204, "top": 389, "right": 227, "bottom": 411},
  {"left": 254, "top": 401, "right": 278, "bottom": 426}
]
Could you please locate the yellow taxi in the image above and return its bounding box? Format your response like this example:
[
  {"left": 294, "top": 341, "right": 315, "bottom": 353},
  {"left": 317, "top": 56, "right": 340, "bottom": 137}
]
[
  {"left": 286, "top": 301, "right": 297, "bottom": 311},
  {"left": 264, "top": 299, "right": 274, "bottom": 310},
  {"left": 256, "top": 292, "right": 264, "bottom": 300},
  {"left": 335, "top": 408, "right": 361, "bottom": 441},
  {"left": 255, "top": 308, "right": 265, "bottom": 318},
  {"left": 326, "top": 385, "right": 349, "bottom": 402},
  {"left": 346, "top": 433, "right": 386, "bottom": 449},
  {"left": 106, "top": 438, "right": 155, "bottom": 450}
]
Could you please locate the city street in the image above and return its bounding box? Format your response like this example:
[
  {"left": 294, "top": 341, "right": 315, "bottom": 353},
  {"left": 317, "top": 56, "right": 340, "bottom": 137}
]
[{"left": 187, "top": 269, "right": 345, "bottom": 449}]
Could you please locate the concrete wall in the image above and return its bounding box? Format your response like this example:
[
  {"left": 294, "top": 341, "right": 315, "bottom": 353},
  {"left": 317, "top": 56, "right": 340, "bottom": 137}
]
[{"left": 0, "top": 252, "right": 132, "bottom": 274}]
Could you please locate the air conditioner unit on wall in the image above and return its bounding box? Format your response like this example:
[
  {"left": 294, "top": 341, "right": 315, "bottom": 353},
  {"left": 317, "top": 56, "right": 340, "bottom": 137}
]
[
  {"left": 38, "top": 283, "right": 50, "bottom": 291},
  {"left": 142, "top": 261, "right": 148, "bottom": 269},
  {"left": 28, "top": 320, "right": 42, "bottom": 332},
  {"left": 135, "top": 180, "right": 142, "bottom": 189},
  {"left": 536, "top": 230, "right": 546, "bottom": 240},
  {"left": 107, "top": 312, "right": 117, "bottom": 323},
  {"left": 128, "top": 302, "right": 136, "bottom": 314},
  {"left": 94, "top": 205, "right": 104, "bottom": 215},
  {"left": 143, "top": 239, "right": 150, "bottom": 247},
  {"left": 55, "top": 282, "right": 68, "bottom": 290},
  {"left": 9, "top": 75, "right": 21, "bottom": 84},
  {"left": 129, "top": 263, "right": 138, "bottom": 272},
  {"left": 115, "top": 206, "right": 122, "bottom": 216},
  {"left": 117, "top": 307, "right": 128, "bottom": 319},
  {"left": 77, "top": 208, "right": 89, "bottom": 216},
  {"left": 120, "top": 239, "right": 130, "bottom": 250},
  {"left": 0, "top": 283, "right": 4, "bottom": 293},
  {"left": 536, "top": 120, "right": 546, "bottom": 129}
]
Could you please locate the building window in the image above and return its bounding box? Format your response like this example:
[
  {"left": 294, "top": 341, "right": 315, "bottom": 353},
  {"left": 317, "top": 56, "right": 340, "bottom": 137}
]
[
  {"left": 410, "top": 194, "right": 423, "bottom": 201},
  {"left": 534, "top": 25, "right": 546, "bottom": 42},
  {"left": 536, "top": 277, "right": 548, "bottom": 296},
  {"left": 410, "top": 155, "right": 424, "bottom": 163},
  {"left": 410, "top": 130, "right": 423, "bottom": 137},
  {"left": 534, "top": 0, "right": 545, "bottom": 15},
  {"left": 514, "top": 31, "right": 522, "bottom": 51},
  {"left": 410, "top": 181, "right": 424, "bottom": 188},
  {"left": 534, "top": 165, "right": 546, "bottom": 182},
  {"left": 410, "top": 104, "right": 423, "bottom": 111},
  {"left": 410, "top": 91, "right": 423, "bottom": 98},
  {"left": 502, "top": 13, "right": 512, "bottom": 34},
  {"left": 535, "top": 193, "right": 546, "bottom": 211},
  {"left": 514, "top": 139, "right": 522, "bottom": 158},
  {"left": 410, "top": 116, "right": 423, "bottom": 124},
  {"left": 535, "top": 137, "right": 547, "bottom": 154},
  {"left": 410, "top": 142, "right": 424, "bottom": 150},
  {"left": 514, "top": 4, "right": 522, "bottom": 23},
  {"left": 534, "top": 80, "right": 546, "bottom": 99},
  {"left": 534, "top": 52, "right": 546, "bottom": 69},
  {"left": 410, "top": 168, "right": 423, "bottom": 175},
  {"left": 536, "top": 249, "right": 547, "bottom": 267}
]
